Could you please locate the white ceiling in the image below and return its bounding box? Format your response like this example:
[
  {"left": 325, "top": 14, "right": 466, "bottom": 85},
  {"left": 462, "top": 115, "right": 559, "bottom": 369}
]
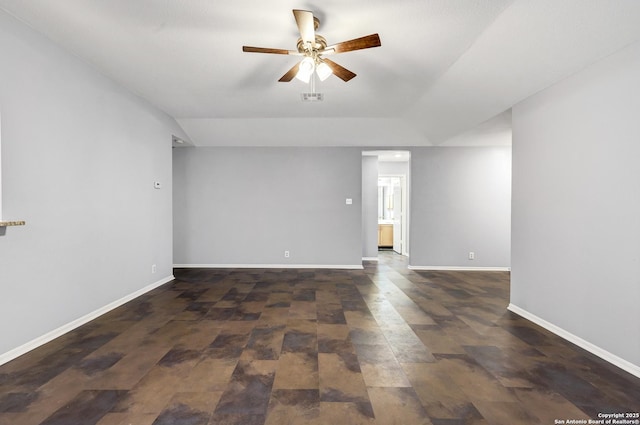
[{"left": 2, "top": 0, "right": 640, "bottom": 146}]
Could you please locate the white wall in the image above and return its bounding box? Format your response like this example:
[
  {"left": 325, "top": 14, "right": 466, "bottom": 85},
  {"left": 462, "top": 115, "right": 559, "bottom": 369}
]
[
  {"left": 0, "top": 10, "right": 186, "bottom": 359},
  {"left": 378, "top": 161, "right": 410, "bottom": 177},
  {"left": 511, "top": 41, "right": 640, "bottom": 371},
  {"left": 409, "top": 147, "right": 512, "bottom": 269},
  {"left": 173, "top": 147, "right": 363, "bottom": 267}
]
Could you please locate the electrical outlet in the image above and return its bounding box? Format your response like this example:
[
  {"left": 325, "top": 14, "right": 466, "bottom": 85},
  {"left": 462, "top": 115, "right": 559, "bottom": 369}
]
[
  {"left": 468, "top": 252, "right": 475, "bottom": 260},
  {"left": 151, "top": 264, "right": 157, "bottom": 273},
  {"left": 284, "top": 250, "right": 290, "bottom": 258}
]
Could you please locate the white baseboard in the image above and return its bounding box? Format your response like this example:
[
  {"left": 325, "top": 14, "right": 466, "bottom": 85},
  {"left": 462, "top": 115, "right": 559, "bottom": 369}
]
[
  {"left": 508, "top": 303, "right": 640, "bottom": 378},
  {"left": 408, "top": 265, "right": 511, "bottom": 271},
  {"left": 0, "top": 275, "right": 175, "bottom": 367},
  {"left": 173, "top": 264, "right": 364, "bottom": 270},
  {"left": 362, "top": 257, "right": 379, "bottom": 262}
]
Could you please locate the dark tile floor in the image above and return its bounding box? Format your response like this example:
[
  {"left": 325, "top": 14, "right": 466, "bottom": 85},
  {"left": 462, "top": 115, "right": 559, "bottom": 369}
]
[{"left": 0, "top": 252, "right": 638, "bottom": 424}]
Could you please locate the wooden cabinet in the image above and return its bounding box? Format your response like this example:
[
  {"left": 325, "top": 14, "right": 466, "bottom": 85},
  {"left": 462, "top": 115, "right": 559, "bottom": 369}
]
[{"left": 378, "top": 224, "right": 393, "bottom": 247}]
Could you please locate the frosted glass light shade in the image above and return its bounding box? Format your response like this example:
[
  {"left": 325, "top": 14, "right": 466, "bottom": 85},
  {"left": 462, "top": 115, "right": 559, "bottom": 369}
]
[
  {"left": 316, "top": 61, "right": 332, "bottom": 81},
  {"left": 295, "top": 57, "right": 315, "bottom": 83}
]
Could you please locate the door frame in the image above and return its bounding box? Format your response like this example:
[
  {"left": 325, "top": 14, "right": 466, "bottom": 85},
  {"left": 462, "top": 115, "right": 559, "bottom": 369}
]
[{"left": 379, "top": 173, "right": 409, "bottom": 256}]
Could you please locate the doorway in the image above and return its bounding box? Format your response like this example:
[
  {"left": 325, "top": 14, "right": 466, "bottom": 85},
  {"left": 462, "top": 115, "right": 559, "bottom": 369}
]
[
  {"left": 362, "top": 150, "right": 410, "bottom": 260},
  {"left": 378, "top": 174, "right": 407, "bottom": 255}
]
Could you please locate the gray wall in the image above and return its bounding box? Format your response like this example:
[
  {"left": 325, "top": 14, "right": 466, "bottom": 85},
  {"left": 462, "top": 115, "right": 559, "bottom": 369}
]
[
  {"left": 173, "top": 147, "right": 363, "bottom": 267},
  {"left": 512, "top": 41, "right": 640, "bottom": 368},
  {"left": 0, "top": 10, "right": 185, "bottom": 357},
  {"left": 409, "top": 147, "right": 512, "bottom": 268},
  {"left": 361, "top": 156, "right": 378, "bottom": 259}
]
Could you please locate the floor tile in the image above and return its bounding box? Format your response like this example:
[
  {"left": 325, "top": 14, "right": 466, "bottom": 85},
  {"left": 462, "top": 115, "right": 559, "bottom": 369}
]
[
  {"left": 272, "top": 352, "right": 318, "bottom": 389},
  {"left": 368, "top": 387, "right": 431, "bottom": 425}
]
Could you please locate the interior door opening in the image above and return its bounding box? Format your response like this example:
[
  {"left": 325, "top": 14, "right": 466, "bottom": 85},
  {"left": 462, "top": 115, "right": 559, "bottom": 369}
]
[
  {"left": 378, "top": 175, "right": 407, "bottom": 255},
  {"left": 362, "top": 150, "right": 410, "bottom": 261}
]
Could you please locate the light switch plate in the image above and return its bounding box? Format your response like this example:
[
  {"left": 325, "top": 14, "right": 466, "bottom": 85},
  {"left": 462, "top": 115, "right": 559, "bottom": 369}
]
[{"left": 345, "top": 198, "right": 353, "bottom": 205}]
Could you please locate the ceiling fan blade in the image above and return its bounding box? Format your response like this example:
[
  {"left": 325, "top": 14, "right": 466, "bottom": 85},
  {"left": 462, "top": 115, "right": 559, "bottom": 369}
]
[
  {"left": 242, "top": 46, "right": 297, "bottom": 55},
  {"left": 279, "top": 62, "right": 301, "bottom": 82},
  {"left": 322, "top": 58, "right": 356, "bottom": 82},
  {"left": 293, "top": 9, "right": 315, "bottom": 44},
  {"left": 326, "top": 34, "right": 381, "bottom": 54}
]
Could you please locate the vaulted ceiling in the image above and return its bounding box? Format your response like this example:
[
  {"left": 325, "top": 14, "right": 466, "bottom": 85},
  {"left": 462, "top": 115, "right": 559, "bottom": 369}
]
[{"left": 2, "top": 0, "right": 640, "bottom": 146}]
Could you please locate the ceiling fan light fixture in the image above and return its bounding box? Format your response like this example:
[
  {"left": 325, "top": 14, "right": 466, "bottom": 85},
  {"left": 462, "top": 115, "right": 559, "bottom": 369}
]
[
  {"left": 295, "top": 57, "right": 315, "bottom": 83},
  {"left": 242, "top": 10, "right": 381, "bottom": 84},
  {"left": 316, "top": 61, "right": 332, "bottom": 81}
]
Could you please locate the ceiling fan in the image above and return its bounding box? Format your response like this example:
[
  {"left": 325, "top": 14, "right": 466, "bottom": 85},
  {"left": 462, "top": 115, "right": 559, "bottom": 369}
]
[{"left": 242, "top": 9, "right": 381, "bottom": 83}]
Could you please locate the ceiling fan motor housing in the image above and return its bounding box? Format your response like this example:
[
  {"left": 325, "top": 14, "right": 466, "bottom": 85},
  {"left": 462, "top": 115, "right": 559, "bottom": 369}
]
[{"left": 297, "top": 35, "right": 327, "bottom": 57}]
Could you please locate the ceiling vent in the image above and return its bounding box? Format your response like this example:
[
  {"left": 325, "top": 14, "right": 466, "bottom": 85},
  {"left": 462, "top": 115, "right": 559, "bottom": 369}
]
[{"left": 301, "top": 92, "right": 324, "bottom": 102}]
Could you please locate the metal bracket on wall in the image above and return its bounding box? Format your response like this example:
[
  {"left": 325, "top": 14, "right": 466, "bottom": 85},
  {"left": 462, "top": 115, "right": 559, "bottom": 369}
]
[{"left": 0, "top": 220, "right": 26, "bottom": 235}]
